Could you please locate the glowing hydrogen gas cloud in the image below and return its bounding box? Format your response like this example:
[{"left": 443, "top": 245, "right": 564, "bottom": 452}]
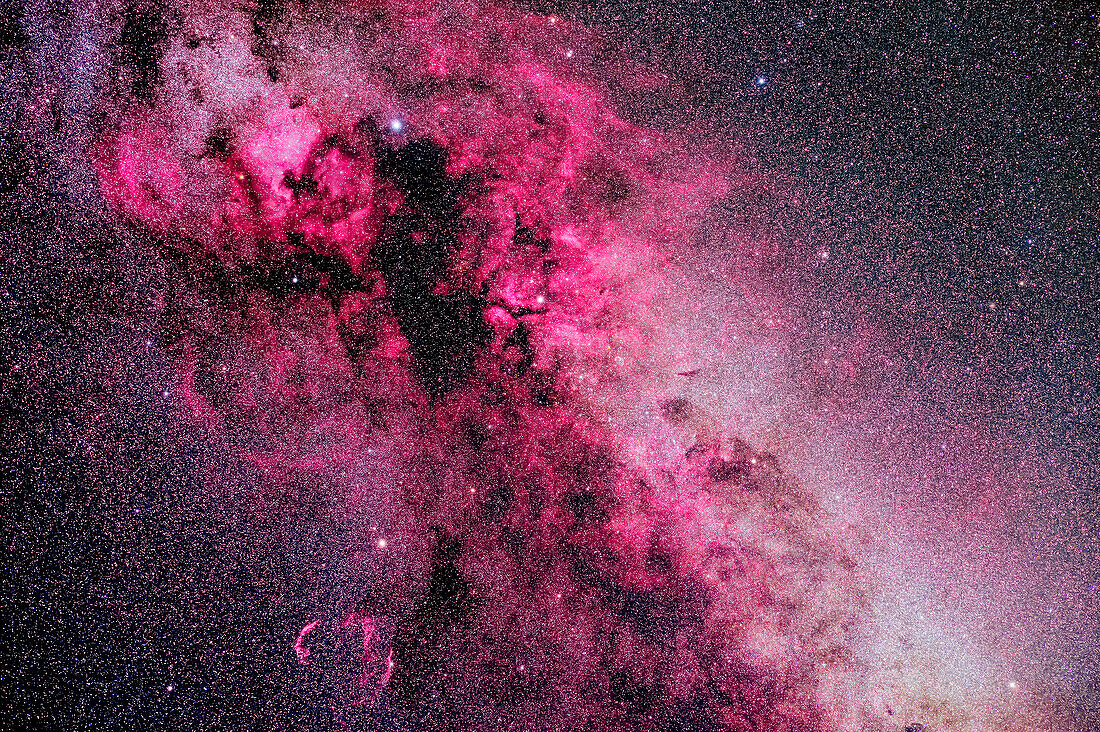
[{"left": 84, "top": 0, "right": 1094, "bottom": 730}]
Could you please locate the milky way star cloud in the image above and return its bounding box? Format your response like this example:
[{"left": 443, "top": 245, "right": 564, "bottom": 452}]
[{"left": 84, "top": 0, "right": 1089, "bottom": 730}]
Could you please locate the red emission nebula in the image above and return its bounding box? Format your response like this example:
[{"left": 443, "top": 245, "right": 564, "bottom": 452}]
[{"left": 89, "top": 0, "right": 1090, "bottom": 730}]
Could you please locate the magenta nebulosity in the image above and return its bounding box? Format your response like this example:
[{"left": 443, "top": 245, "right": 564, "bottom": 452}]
[{"left": 96, "top": 1, "right": 868, "bottom": 730}]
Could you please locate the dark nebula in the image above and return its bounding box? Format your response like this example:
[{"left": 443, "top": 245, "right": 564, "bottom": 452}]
[{"left": 1, "top": 1, "right": 1097, "bottom": 731}]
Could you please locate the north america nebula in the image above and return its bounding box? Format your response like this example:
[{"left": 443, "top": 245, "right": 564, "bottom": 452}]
[{"left": 2, "top": 0, "right": 1097, "bottom": 731}]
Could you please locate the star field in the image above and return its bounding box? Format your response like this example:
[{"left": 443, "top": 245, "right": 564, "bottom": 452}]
[{"left": 0, "top": 1, "right": 1097, "bottom": 731}]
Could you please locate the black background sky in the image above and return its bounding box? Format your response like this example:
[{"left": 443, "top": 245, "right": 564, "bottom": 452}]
[
  {"left": 535, "top": 0, "right": 1099, "bottom": 431},
  {"left": 534, "top": 0, "right": 1100, "bottom": 573}
]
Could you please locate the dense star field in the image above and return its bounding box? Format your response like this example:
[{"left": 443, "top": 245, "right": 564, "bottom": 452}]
[{"left": 1, "top": 0, "right": 1097, "bottom": 730}]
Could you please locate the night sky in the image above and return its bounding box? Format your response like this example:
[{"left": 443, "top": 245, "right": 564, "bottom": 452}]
[{"left": 1, "top": 0, "right": 1097, "bottom": 731}]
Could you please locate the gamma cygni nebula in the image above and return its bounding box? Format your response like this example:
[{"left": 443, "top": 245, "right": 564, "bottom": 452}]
[{"left": 2, "top": 0, "right": 1097, "bottom": 731}]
